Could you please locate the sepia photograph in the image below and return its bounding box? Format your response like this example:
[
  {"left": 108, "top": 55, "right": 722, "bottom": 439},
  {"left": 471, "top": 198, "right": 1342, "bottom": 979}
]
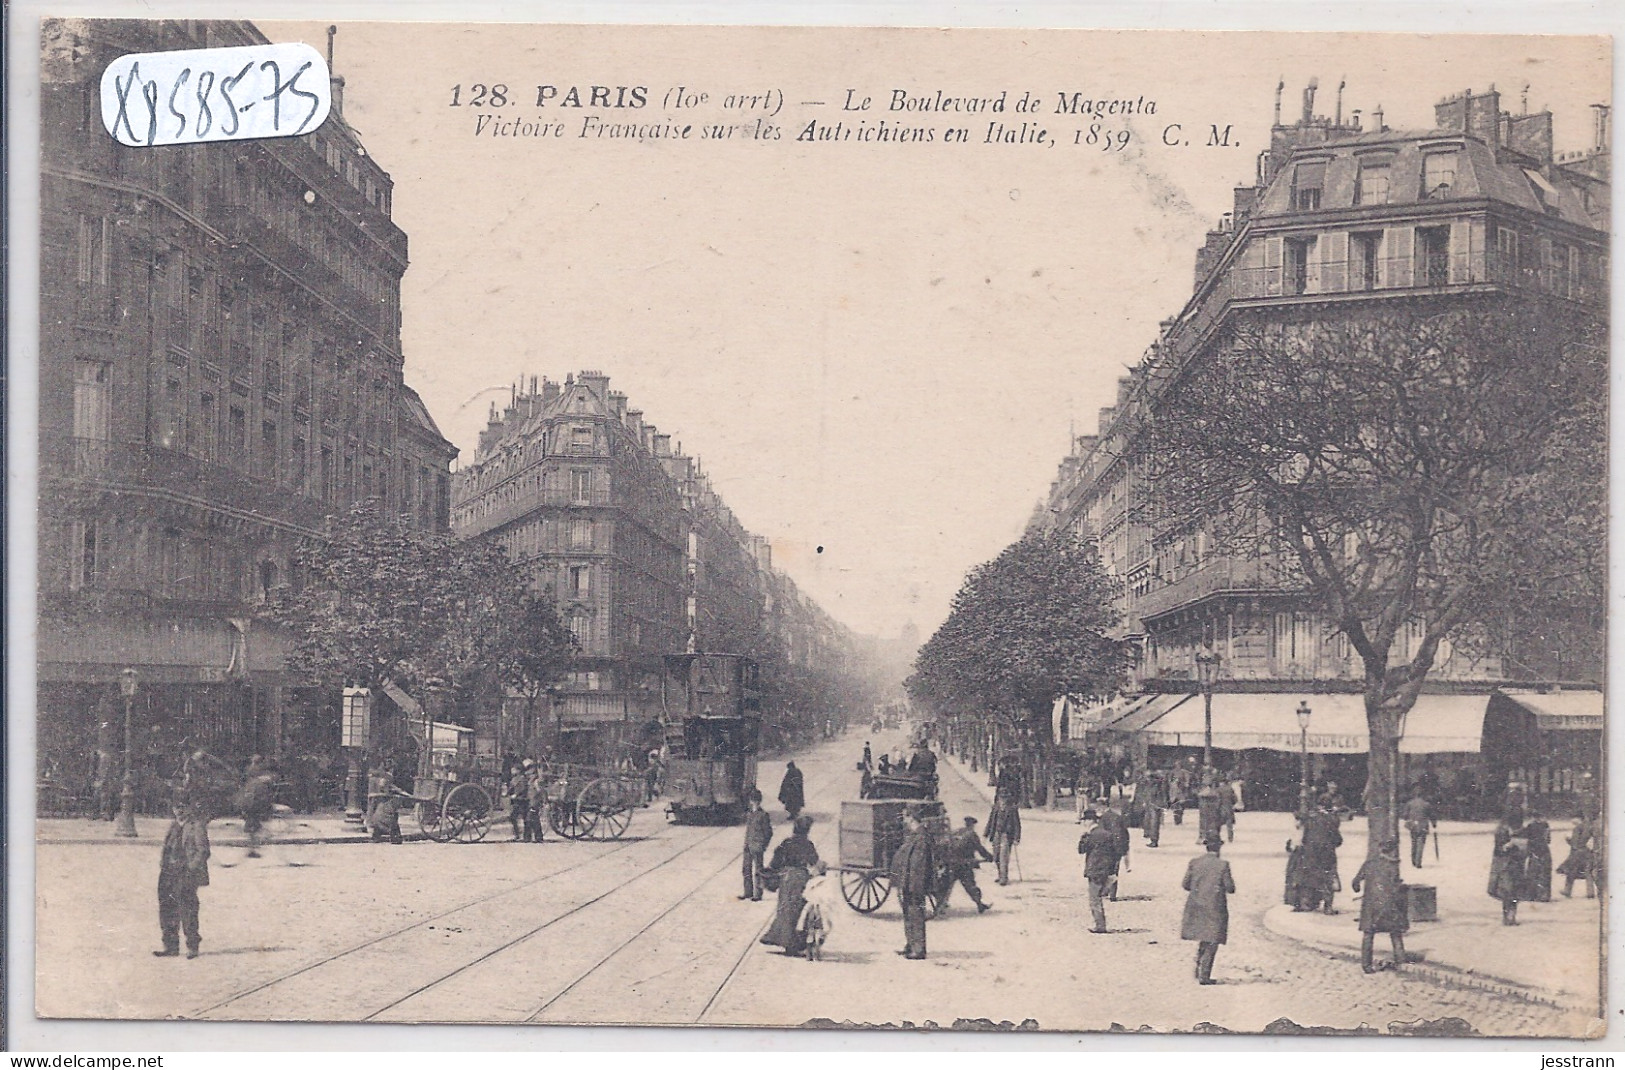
[{"left": 15, "top": 11, "right": 1614, "bottom": 1043}]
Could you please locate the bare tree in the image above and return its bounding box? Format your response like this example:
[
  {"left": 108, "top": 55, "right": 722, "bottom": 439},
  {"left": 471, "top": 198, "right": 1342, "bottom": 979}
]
[{"left": 1146, "top": 297, "right": 1606, "bottom": 848}]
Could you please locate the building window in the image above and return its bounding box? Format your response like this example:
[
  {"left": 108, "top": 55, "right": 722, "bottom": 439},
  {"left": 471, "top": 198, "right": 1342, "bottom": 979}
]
[
  {"left": 160, "top": 376, "right": 186, "bottom": 450},
  {"left": 1494, "top": 224, "right": 1522, "bottom": 283},
  {"left": 571, "top": 468, "right": 593, "bottom": 503},
  {"left": 291, "top": 436, "right": 307, "bottom": 490},
  {"left": 569, "top": 614, "right": 591, "bottom": 645},
  {"left": 227, "top": 406, "right": 247, "bottom": 463},
  {"left": 262, "top": 421, "right": 279, "bottom": 480},
  {"left": 1421, "top": 153, "right": 1457, "bottom": 199},
  {"left": 1284, "top": 236, "right": 1316, "bottom": 294},
  {"left": 1354, "top": 159, "right": 1391, "bottom": 205},
  {"left": 76, "top": 215, "right": 108, "bottom": 287},
  {"left": 571, "top": 517, "right": 593, "bottom": 550},
  {"left": 1291, "top": 161, "right": 1325, "bottom": 211},
  {"left": 73, "top": 360, "right": 111, "bottom": 441},
  {"left": 320, "top": 446, "right": 334, "bottom": 502},
  {"left": 570, "top": 424, "right": 594, "bottom": 455},
  {"left": 1418, "top": 226, "right": 1451, "bottom": 287},
  {"left": 570, "top": 565, "right": 592, "bottom": 598},
  {"left": 259, "top": 560, "right": 278, "bottom": 599},
  {"left": 1351, "top": 232, "right": 1381, "bottom": 291},
  {"left": 197, "top": 392, "right": 218, "bottom": 461},
  {"left": 68, "top": 520, "right": 99, "bottom": 590}
]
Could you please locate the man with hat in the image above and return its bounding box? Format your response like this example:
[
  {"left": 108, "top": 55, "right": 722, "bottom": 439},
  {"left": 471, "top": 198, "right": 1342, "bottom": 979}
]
[
  {"left": 1350, "top": 837, "right": 1409, "bottom": 973},
  {"left": 508, "top": 759, "right": 539, "bottom": 842},
  {"left": 1076, "top": 809, "right": 1119, "bottom": 933},
  {"left": 934, "top": 815, "right": 994, "bottom": 916},
  {"left": 1181, "top": 836, "right": 1235, "bottom": 984},
  {"left": 739, "top": 789, "right": 772, "bottom": 901},
  {"left": 890, "top": 809, "right": 935, "bottom": 959},
  {"left": 1095, "top": 795, "right": 1131, "bottom": 899}
]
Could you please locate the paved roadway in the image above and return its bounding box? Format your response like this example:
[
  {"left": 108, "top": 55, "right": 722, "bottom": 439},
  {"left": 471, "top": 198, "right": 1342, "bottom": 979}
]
[{"left": 33, "top": 730, "right": 1599, "bottom": 1035}]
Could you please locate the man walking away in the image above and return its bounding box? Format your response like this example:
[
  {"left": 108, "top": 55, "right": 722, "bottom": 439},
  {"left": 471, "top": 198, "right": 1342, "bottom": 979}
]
[
  {"left": 935, "top": 816, "right": 993, "bottom": 916},
  {"left": 155, "top": 797, "right": 211, "bottom": 959},
  {"left": 739, "top": 790, "right": 772, "bottom": 901},
  {"left": 1558, "top": 819, "right": 1598, "bottom": 899},
  {"left": 1403, "top": 789, "right": 1434, "bottom": 869},
  {"left": 1351, "top": 838, "right": 1409, "bottom": 973},
  {"left": 1076, "top": 810, "right": 1118, "bottom": 933},
  {"left": 1488, "top": 809, "right": 1529, "bottom": 925},
  {"left": 1181, "top": 837, "right": 1235, "bottom": 984},
  {"left": 1139, "top": 767, "right": 1167, "bottom": 848},
  {"left": 507, "top": 760, "right": 534, "bottom": 841},
  {"left": 778, "top": 761, "right": 805, "bottom": 820},
  {"left": 987, "top": 791, "right": 1022, "bottom": 886},
  {"left": 239, "top": 755, "right": 275, "bottom": 859},
  {"left": 891, "top": 810, "right": 934, "bottom": 959},
  {"left": 1097, "top": 796, "right": 1131, "bottom": 900}
]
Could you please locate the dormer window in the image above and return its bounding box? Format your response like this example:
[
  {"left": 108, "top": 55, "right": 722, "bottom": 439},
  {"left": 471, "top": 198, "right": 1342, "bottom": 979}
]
[
  {"left": 1422, "top": 153, "right": 1458, "bottom": 199},
  {"left": 1292, "top": 161, "right": 1326, "bottom": 211},
  {"left": 1355, "top": 158, "right": 1392, "bottom": 205}
]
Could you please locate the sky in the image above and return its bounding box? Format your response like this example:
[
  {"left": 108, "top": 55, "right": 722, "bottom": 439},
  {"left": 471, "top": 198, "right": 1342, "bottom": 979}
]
[{"left": 266, "top": 22, "right": 1609, "bottom": 641}]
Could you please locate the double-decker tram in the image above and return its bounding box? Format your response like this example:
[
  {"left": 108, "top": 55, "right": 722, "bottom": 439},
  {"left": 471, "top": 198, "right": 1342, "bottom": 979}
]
[{"left": 661, "top": 653, "right": 761, "bottom": 825}]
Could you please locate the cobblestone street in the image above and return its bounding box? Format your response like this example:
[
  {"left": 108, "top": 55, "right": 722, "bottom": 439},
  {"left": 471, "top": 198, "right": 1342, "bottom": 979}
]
[{"left": 33, "top": 732, "right": 1603, "bottom": 1036}]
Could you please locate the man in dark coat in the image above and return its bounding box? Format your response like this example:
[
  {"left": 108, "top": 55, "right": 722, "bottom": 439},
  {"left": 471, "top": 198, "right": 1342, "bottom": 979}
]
[
  {"left": 1170, "top": 760, "right": 1195, "bottom": 826},
  {"left": 1350, "top": 838, "right": 1409, "bottom": 973},
  {"left": 739, "top": 790, "right": 772, "bottom": 901},
  {"left": 1096, "top": 796, "right": 1131, "bottom": 900},
  {"left": 239, "top": 756, "right": 275, "bottom": 859},
  {"left": 890, "top": 810, "right": 935, "bottom": 959},
  {"left": 934, "top": 816, "right": 993, "bottom": 915},
  {"left": 1076, "top": 810, "right": 1119, "bottom": 933},
  {"left": 1523, "top": 815, "right": 1553, "bottom": 902},
  {"left": 1181, "top": 837, "right": 1235, "bottom": 984},
  {"left": 155, "top": 798, "right": 211, "bottom": 958},
  {"left": 507, "top": 760, "right": 535, "bottom": 842},
  {"left": 986, "top": 793, "right": 1022, "bottom": 886},
  {"left": 908, "top": 745, "right": 937, "bottom": 777},
  {"left": 1196, "top": 774, "right": 1223, "bottom": 846},
  {"left": 1488, "top": 812, "right": 1528, "bottom": 925},
  {"left": 1558, "top": 819, "right": 1598, "bottom": 899},
  {"left": 777, "top": 761, "right": 805, "bottom": 819},
  {"left": 1403, "top": 789, "right": 1434, "bottom": 869},
  {"left": 1297, "top": 807, "right": 1343, "bottom": 913}
]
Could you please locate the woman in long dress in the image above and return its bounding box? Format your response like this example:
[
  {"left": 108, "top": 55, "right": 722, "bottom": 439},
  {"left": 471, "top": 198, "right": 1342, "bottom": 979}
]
[
  {"left": 1487, "top": 811, "right": 1528, "bottom": 925},
  {"left": 760, "top": 815, "right": 820, "bottom": 955}
]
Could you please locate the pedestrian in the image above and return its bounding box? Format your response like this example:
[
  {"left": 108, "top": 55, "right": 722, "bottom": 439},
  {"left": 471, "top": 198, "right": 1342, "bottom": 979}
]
[
  {"left": 1403, "top": 788, "right": 1434, "bottom": 869},
  {"left": 1487, "top": 809, "right": 1528, "bottom": 926},
  {"left": 1217, "top": 777, "right": 1237, "bottom": 843},
  {"left": 1138, "top": 767, "right": 1167, "bottom": 848},
  {"left": 1170, "top": 760, "right": 1194, "bottom": 826},
  {"left": 1319, "top": 780, "right": 1349, "bottom": 820},
  {"left": 154, "top": 796, "right": 211, "bottom": 959},
  {"left": 986, "top": 791, "right": 1022, "bottom": 886},
  {"left": 507, "top": 760, "right": 534, "bottom": 842},
  {"left": 934, "top": 816, "right": 993, "bottom": 916},
  {"left": 862, "top": 741, "right": 873, "bottom": 771},
  {"left": 1181, "top": 837, "right": 1235, "bottom": 985},
  {"left": 908, "top": 743, "right": 937, "bottom": 777},
  {"left": 890, "top": 809, "right": 935, "bottom": 959},
  {"left": 238, "top": 755, "right": 275, "bottom": 859},
  {"left": 1523, "top": 812, "right": 1553, "bottom": 902},
  {"left": 1097, "top": 795, "right": 1131, "bottom": 900},
  {"left": 759, "top": 814, "right": 819, "bottom": 956},
  {"left": 878, "top": 754, "right": 891, "bottom": 776},
  {"left": 1076, "top": 809, "right": 1118, "bottom": 933},
  {"left": 1557, "top": 819, "right": 1598, "bottom": 899},
  {"left": 645, "top": 748, "right": 664, "bottom": 803},
  {"left": 1297, "top": 805, "right": 1343, "bottom": 913},
  {"left": 367, "top": 764, "right": 403, "bottom": 845},
  {"left": 739, "top": 790, "right": 772, "bottom": 901},
  {"left": 1350, "top": 838, "right": 1409, "bottom": 973},
  {"left": 777, "top": 761, "right": 805, "bottom": 820},
  {"left": 523, "top": 758, "right": 546, "bottom": 842}
]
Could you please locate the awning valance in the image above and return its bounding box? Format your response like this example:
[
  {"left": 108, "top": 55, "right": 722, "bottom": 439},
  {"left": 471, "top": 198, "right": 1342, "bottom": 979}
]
[
  {"left": 1499, "top": 690, "right": 1604, "bottom": 732},
  {"left": 1133, "top": 692, "right": 1489, "bottom": 754},
  {"left": 1102, "top": 693, "right": 1194, "bottom": 736}
]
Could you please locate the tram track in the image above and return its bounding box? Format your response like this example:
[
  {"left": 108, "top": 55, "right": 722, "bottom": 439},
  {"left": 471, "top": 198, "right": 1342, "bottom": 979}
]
[{"left": 190, "top": 748, "right": 856, "bottom": 1024}]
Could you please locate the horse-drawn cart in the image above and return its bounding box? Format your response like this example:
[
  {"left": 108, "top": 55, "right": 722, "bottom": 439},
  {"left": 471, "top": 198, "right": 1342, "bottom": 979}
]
[{"left": 832, "top": 798, "right": 951, "bottom": 914}]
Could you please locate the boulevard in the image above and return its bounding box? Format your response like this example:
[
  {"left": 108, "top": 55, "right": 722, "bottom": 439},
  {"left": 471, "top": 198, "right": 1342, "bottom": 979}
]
[{"left": 35, "top": 731, "right": 1600, "bottom": 1035}]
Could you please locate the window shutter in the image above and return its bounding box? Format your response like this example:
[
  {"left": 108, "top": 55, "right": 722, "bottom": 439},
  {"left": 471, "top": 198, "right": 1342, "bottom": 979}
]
[
  {"left": 1264, "top": 236, "right": 1283, "bottom": 295},
  {"left": 1387, "top": 226, "right": 1414, "bottom": 287}
]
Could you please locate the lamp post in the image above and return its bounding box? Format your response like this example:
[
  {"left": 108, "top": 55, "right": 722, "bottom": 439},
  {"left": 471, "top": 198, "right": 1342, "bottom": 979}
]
[
  {"left": 1195, "top": 647, "right": 1221, "bottom": 772},
  {"left": 1296, "top": 700, "right": 1313, "bottom": 816},
  {"left": 114, "top": 668, "right": 141, "bottom": 837}
]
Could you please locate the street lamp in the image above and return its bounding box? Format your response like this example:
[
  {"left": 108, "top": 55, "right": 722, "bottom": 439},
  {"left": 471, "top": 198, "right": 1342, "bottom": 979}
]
[
  {"left": 1195, "top": 647, "right": 1221, "bottom": 772},
  {"left": 114, "top": 668, "right": 140, "bottom": 837},
  {"left": 1296, "top": 700, "right": 1313, "bottom": 816}
]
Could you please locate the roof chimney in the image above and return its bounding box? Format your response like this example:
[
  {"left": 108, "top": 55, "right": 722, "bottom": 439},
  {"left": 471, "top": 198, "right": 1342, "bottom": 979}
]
[
  {"left": 1593, "top": 103, "right": 1610, "bottom": 151},
  {"left": 1301, "top": 77, "right": 1318, "bottom": 124},
  {"left": 326, "top": 26, "right": 345, "bottom": 116},
  {"left": 1274, "top": 78, "right": 1284, "bottom": 125}
]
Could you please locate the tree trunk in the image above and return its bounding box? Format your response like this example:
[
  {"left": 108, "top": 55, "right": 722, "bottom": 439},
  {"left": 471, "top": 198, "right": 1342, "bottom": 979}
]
[{"left": 1363, "top": 685, "right": 1400, "bottom": 860}]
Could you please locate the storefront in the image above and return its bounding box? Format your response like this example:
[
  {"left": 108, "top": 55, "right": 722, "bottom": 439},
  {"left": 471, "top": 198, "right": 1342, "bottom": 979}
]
[{"left": 1483, "top": 689, "right": 1604, "bottom": 816}]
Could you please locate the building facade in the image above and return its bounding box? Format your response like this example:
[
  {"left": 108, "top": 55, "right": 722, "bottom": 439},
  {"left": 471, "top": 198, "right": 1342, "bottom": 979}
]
[
  {"left": 452, "top": 372, "right": 864, "bottom": 758},
  {"left": 1037, "top": 84, "right": 1607, "bottom": 810},
  {"left": 38, "top": 19, "right": 456, "bottom": 807}
]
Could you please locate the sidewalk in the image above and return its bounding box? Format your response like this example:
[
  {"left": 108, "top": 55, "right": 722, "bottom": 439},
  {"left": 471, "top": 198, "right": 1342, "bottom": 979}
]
[
  {"left": 36, "top": 810, "right": 428, "bottom": 846},
  {"left": 939, "top": 748, "right": 1603, "bottom": 1011}
]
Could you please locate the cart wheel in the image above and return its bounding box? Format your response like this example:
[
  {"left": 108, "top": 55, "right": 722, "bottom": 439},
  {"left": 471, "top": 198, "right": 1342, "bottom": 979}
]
[
  {"left": 415, "top": 801, "right": 447, "bottom": 842},
  {"left": 550, "top": 800, "right": 594, "bottom": 840},
  {"left": 579, "top": 778, "right": 633, "bottom": 840},
  {"left": 840, "top": 871, "right": 892, "bottom": 913},
  {"left": 445, "top": 783, "right": 493, "bottom": 843}
]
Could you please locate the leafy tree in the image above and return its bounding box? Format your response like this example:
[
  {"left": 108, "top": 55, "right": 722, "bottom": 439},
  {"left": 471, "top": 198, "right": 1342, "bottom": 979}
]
[
  {"left": 907, "top": 527, "right": 1131, "bottom": 803},
  {"left": 1146, "top": 298, "right": 1605, "bottom": 849},
  {"left": 263, "top": 502, "right": 575, "bottom": 740}
]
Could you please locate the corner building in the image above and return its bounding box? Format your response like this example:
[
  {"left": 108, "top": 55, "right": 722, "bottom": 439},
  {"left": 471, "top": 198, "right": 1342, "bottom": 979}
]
[
  {"left": 37, "top": 19, "right": 456, "bottom": 807},
  {"left": 1038, "top": 85, "right": 1608, "bottom": 815}
]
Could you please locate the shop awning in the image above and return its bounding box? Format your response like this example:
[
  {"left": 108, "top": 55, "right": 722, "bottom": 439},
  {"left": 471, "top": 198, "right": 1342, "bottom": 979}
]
[
  {"left": 1499, "top": 690, "right": 1604, "bottom": 732},
  {"left": 1134, "top": 692, "right": 1490, "bottom": 754},
  {"left": 1102, "top": 693, "right": 1195, "bottom": 736},
  {"left": 1062, "top": 694, "right": 1153, "bottom": 741}
]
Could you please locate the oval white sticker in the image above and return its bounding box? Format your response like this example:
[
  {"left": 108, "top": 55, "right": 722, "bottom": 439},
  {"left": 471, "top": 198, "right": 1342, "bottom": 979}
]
[{"left": 100, "top": 42, "right": 331, "bottom": 147}]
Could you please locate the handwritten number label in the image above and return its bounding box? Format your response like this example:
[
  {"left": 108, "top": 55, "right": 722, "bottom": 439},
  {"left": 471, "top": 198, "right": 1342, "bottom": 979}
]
[{"left": 101, "top": 43, "right": 331, "bottom": 147}]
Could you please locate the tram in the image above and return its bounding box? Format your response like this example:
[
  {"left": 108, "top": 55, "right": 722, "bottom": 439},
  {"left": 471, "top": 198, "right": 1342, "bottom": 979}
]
[{"left": 662, "top": 652, "right": 761, "bottom": 825}]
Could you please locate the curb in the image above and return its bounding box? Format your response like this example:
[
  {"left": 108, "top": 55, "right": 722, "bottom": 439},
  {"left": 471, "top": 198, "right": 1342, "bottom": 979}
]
[{"left": 1259, "top": 903, "right": 1585, "bottom": 1012}]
